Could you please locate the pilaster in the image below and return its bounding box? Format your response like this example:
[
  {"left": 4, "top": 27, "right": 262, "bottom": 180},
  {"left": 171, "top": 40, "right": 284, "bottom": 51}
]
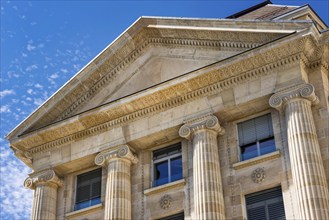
[
  {"left": 24, "top": 170, "right": 63, "bottom": 220},
  {"left": 95, "top": 145, "right": 138, "bottom": 220},
  {"left": 269, "top": 83, "right": 329, "bottom": 219},
  {"left": 179, "top": 114, "right": 226, "bottom": 219}
]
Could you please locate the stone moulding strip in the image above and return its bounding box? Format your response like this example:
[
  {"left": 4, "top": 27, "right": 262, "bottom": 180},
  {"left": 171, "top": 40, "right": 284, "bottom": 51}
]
[
  {"left": 232, "top": 150, "right": 281, "bottom": 170},
  {"left": 144, "top": 179, "right": 186, "bottom": 196},
  {"left": 65, "top": 203, "right": 103, "bottom": 219},
  {"left": 58, "top": 38, "right": 260, "bottom": 120},
  {"left": 28, "top": 53, "right": 301, "bottom": 154}
]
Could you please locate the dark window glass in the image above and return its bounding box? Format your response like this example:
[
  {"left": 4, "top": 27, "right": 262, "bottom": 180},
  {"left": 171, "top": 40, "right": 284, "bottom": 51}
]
[
  {"left": 246, "top": 187, "right": 286, "bottom": 220},
  {"left": 157, "top": 212, "right": 184, "bottom": 220},
  {"left": 171, "top": 156, "right": 183, "bottom": 182},
  {"left": 75, "top": 168, "right": 102, "bottom": 211},
  {"left": 155, "top": 161, "right": 169, "bottom": 186},
  {"left": 153, "top": 143, "right": 182, "bottom": 187},
  {"left": 259, "top": 138, "right": 276, "bottom": 155},
  {"left": 241, "top": 143, "right": 258, "bottom": 161},
  {"left": 238, "top": 114, "right": 276, "bottom": 161}
]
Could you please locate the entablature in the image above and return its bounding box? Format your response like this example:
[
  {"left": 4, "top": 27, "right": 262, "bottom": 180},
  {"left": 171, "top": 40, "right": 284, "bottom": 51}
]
[{"left": 8, "top": 32, "right": 329, "bottom": 164}]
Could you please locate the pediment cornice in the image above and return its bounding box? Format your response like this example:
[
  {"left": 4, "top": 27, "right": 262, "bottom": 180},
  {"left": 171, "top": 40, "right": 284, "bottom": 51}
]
[
  {"left": 27, "top": 32, "right": 285, "bottom": 133},
  {"left": 6, "top": 18, "right": 314, "bottom": 140},
  {"left": 10, "top": 33, "right": 319, "bottom": 155}
]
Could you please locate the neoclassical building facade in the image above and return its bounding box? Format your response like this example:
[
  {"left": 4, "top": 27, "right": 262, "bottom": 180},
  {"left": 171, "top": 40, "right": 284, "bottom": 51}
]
[{"left": 6, "top": 1, "right": 329, "bottom": 219}]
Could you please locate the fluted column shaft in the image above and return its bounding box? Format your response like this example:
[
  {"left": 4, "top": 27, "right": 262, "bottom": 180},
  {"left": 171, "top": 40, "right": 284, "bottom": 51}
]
[
  {"left": 24, "top": 170, "right": 63, "bottom": 220},
  {"left": 270, "top": 83, "right": 329, "bottom": 219},
  {"left": 95, "top": 145, "right": 138, "bottom": 220},
  {"left": 180, "top": 115, "right": 225, "bottom": 219}
]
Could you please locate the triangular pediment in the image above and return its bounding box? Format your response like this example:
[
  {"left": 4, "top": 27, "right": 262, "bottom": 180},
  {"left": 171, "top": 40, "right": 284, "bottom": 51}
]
[
  {"left": 77, "top": 45, "right": 249, "bottom": 114},
  {"left": 7, "top": 15, "right": 320, "bottom": 141}
]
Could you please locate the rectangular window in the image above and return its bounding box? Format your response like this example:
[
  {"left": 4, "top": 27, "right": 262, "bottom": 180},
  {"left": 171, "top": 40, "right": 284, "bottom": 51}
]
[
  {"left": 238, "top": 114, "right": 275, "bottom": 161},
  {"left": 75, "top": 168, "right": 102, "bottom": 211},
  {"left": 157, "top": 212, "right": 184, "bottom": 220},
  {"left": 245, "top": 186, "right": 286, "bottom": 220},
  {"left": 153, "top": 143, "right": 182, "bottom": 187}
]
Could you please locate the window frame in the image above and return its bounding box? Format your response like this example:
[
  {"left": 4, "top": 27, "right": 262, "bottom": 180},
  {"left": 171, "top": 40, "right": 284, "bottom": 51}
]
[
  {"left": 237, "top": 113, "right": 276, "bottom": 161},
  {"left": 74, "top": 168, "right": 102, "bottom": 211},
  {"left": 244, "top": 186, "right": 286, "bottom": 220},
  {"left": 152, "top": 143, "right": 183, "bottom": 187}
]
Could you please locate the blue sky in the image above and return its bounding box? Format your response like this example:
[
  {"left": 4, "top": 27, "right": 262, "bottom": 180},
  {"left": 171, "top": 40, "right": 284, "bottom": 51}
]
[{"left": 0, "top": 0, "right": 328, "bottom": 219}]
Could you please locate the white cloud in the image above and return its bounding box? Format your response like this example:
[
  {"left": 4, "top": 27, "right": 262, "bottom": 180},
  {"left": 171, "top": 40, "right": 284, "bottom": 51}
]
[
  {"left": 34, "top": 83, "right": 43, "bottom": 89},
  {"left": 11, "top": 99, "right": 19, "bottom": 104},
  {"left": 26, "top": 44, "right": 36, "bottom": 51},
  {"left": 27, "top": 88, "right": 34, "bottom": 95},
  {"left": 0, "top": 89, "right": 15, "bottom": 98},
  {"left": 25, "top": 64, "right": 38, "bottom": 72},
  {"left": 47, "top": 72, "right": 59, "bottom": 86},
  {"left": 50, "top": 73, "right": 59, "bottom": 79},
  {"left": 0, "top": 147, "right": 32, "bottom": 219},
  {"left": 0, "top": 105, "right": 11, "bottom": 113},
  {"left": 61, "top": 68, "right": 68, "bottom": 74},
  {"left": 7, "top": 71, "right": 20, "bottom": 78},
  {"left": 33, "top": 98, "right": 44, "bottom": 106}
]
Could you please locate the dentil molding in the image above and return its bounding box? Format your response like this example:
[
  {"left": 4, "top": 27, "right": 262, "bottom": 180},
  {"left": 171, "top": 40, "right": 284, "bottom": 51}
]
[{"left": 15, "top": 36, "right": 309, "bottom": 154}]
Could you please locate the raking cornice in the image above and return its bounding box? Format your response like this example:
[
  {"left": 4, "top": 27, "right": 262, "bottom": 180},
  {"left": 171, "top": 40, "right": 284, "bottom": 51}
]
[
  {"left": 11, "top": 35, "right": 310, "bottom": 154},
  {"left": 13, "top": 20, "right": 311, "bottom": 137},
  {"left": 24, "top": 32, "right": 281, "bottom": 135},
  {"left": 57, "top": 38, "right": 261, "bottom": 121}
]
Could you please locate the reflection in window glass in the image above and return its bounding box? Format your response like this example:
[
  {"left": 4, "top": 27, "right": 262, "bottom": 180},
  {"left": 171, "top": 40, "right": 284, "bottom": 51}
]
[
  {"left": 155, "top": 161, "right": 169, "bottom": 186},
  {"left": 238, "top": 114, "right": 276, "bottom": 161},
  {"left": 75, "top": 168, "right": 102, "bottom": 211},
  {"left": 171, "top": 157, "right": 183, "bottom": 182},
  {"left": 153, "top": 143, "right": 182, "bottom": 187}
]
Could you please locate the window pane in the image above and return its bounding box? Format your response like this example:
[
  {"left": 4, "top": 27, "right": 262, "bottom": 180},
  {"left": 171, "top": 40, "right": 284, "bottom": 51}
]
[
  {"left": 153, "top": 143, "right": 181, "bottom": 160},
  {"left": 75, "top": 200, "right": 90, "bottom": 210},
  {"left": 77, "top": 169, "right": 101, "bottom": 185},
  {"left": 248, "top": 206, "right": 266, "bottom": 220},
  {"left": 268, "top": 201, "right": 286, "bottom": 220},
  {"left": 90, "top": 197, "right": 101, "bottom": 206},
  {"left": 154, "top": 161, "right": 169, "bottom": 186},
  {"left": 75, "top": 168, "right": 102, "bottom": 210},
  {"left": 241, "top": 143, "right": 258, "bottom": 161},
  {"left": 247, "top": 206, "right": 266, "bottom": 220},
  {"left": 91, "top": 181, "right": 101, "bottom": 198},
  {"left": 238, "top": 119, "right": 257, "bottom": 146},
  {"left": 255, "top": 114, "right": 274, "bottom": 141},
  {"left": 171, "top": 156, "right": 182, "bottom": 182},
  {"left": 246, "top": 187, "right": 286, "bottom": 220},
  {"left": 76, "top": 185, "right": 91, "bottom": 203},
  {"left": 259, "top": 138, "right": 276, "bottom": 155},
  {"left": 158, "top": 212, "right": 184, "bottom": 220}
]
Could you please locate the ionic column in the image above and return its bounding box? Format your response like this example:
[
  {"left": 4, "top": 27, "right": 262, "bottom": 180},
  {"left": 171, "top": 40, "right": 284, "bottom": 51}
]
[
  {"left": 270, "top": 83, "right": 329, "bottom": 219},
  {"left": 95, "top": 145, "right": 138, "bottom": 220},
  {"left": 24, "top": 170, "right": 63, "bottom": 220},
  {"left": 179, "top": 115, "right": 225, "bottom": 219}
]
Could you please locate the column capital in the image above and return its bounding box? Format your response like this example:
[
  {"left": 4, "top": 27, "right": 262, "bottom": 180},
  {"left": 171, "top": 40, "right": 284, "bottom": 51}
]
[
  {"left": 179, "top": 114, "right": 225, "bottom": 140},
  {"left": 95, "top": 144, "right": 138, "bottom": 166},
  {"left": 269, "top": 83, "right": 319, "bottom": 111},
  {"left": 24, "top": 169, "right": 63, "bottom": 190}
]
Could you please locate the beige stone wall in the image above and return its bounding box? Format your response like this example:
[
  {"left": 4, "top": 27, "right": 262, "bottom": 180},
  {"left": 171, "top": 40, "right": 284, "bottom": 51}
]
[{"left": 22, "top": 55, "right": 328, "bottom": 219}]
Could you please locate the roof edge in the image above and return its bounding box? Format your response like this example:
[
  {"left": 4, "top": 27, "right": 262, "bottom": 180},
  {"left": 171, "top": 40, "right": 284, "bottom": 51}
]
[
  {"left": 226, "top": 0, "right": 272, "bottom": 19},
  {"left": 5, "top": 18, "right": 314, "bottom": 142}
]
